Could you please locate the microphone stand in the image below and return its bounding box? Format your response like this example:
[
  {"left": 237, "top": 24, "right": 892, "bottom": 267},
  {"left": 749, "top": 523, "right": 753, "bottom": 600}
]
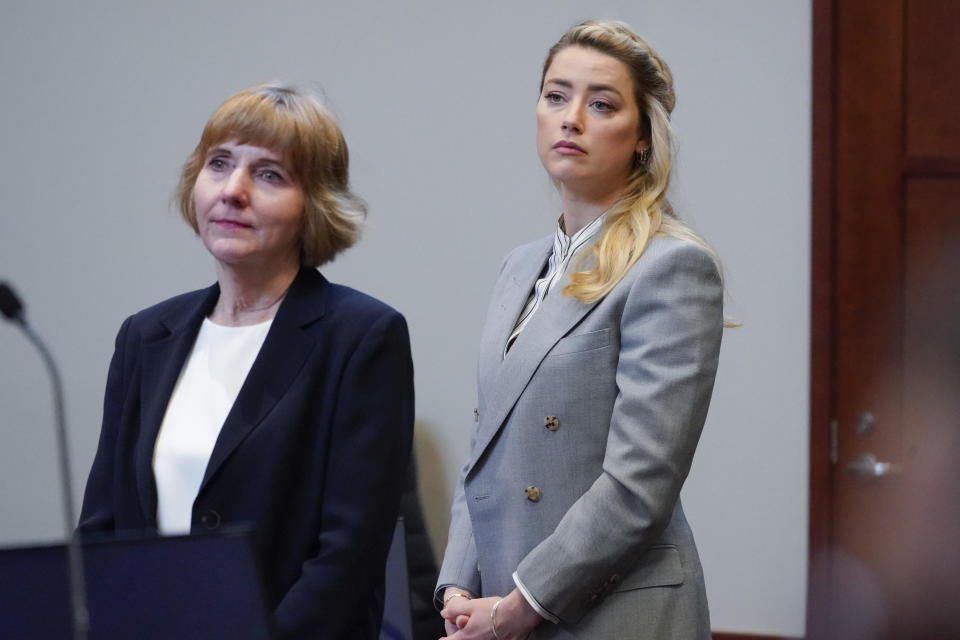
[{"left": 1, "top": 282, "right": 89, "bottom": 640}]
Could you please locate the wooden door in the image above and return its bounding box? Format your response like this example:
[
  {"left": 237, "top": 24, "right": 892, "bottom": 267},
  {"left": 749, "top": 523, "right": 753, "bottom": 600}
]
[{"left": 810, "top": 1, "right": 960, "bottom": 638}]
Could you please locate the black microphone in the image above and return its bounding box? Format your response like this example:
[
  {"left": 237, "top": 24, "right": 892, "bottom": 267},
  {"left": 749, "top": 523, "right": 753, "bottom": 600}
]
[
  {"left": 1, "top": 281, "right": 89, "bottom": 640},
  {"left": 0, "top": 282, "right": 24, "bottom": 323}
]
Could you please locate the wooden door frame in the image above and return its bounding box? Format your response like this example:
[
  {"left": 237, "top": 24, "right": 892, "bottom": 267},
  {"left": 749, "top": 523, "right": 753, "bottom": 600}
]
[{"left": 806, "top": 0, "right": 835, "bottom": 638}]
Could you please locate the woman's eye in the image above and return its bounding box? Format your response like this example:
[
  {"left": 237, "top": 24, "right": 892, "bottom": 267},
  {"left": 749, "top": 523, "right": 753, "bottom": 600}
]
[
  {"left": 207, "top": 157, "right": 228, "bottom": 170},
  {"left": 544, "top": 92, "right": 564, "bottom": 104},
  {"left": 258, "top": 169, "right": 283, "bottom": 183},
  {"left": 591, "top": 100, "right": 614, "bottom": 112}
]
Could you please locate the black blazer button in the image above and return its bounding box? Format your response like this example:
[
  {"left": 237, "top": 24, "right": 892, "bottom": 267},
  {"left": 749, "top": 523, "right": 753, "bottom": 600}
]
[{"left": 199, "top": 509, "right": 222, "bottom": 529}]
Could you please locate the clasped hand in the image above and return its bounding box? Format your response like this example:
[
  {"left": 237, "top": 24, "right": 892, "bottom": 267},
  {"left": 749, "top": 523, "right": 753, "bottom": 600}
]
[{"left": 440, "top": 589, "right": 540, "bottom": 640}]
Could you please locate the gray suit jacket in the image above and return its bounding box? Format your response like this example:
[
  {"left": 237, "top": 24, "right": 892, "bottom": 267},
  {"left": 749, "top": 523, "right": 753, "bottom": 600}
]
[{"left": 437, "top": 234, "right": 723, "bottom": 639}]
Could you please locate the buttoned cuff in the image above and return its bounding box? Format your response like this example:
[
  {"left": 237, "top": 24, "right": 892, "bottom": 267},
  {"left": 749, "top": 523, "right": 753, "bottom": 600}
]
[{"left": 512, "top": 571, "right": 560, "bottom": 624}]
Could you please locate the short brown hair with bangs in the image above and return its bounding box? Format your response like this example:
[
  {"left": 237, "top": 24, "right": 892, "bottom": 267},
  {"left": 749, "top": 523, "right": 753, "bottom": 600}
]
[{"left": 176, "top": 83, "right": 366, "bottom": 267}]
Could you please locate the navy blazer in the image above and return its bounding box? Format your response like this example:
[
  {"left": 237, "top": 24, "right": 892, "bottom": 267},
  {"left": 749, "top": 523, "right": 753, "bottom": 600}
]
[{"left": 79, "top": 267, "right": 415, "bottom": 639}]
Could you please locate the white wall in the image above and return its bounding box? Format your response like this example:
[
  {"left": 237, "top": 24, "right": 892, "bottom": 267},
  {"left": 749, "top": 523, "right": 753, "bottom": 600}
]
[{"left": 0, "top": 1, "right": 810, "bottom": 636}]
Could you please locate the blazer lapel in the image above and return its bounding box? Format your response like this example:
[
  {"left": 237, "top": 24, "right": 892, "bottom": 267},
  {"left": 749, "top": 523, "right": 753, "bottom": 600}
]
[
  {"left": 198, "top": 268, "right": 326, "bottom": 493},
  {"left": 477, "top": 240, "right": 552, "bottom": 379},
  {"left": 469, "top": 256, "right": 601, "bottom": 473},
  {"left": 135, "top": 284, "right": 220, "bottom": 525}
]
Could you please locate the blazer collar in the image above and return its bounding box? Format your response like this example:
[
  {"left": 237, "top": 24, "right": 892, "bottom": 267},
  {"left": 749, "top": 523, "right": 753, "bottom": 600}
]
[
  {"left": 199, "top": 268, "right": 328, "bottom": 492},
  {"left": 468, "top": 245, "right": 601, "bottom": 474},
  {"left": 489, "top": 240, "right": 553, "bottom": 366},
  {"left": 133, "top": 268, "right": 328, "bottom": 524}
]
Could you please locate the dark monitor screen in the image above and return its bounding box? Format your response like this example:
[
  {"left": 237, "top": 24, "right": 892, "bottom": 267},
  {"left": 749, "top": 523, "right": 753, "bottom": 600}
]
[{"left": 0, "top": 531, "right": 271, "bottom": 639}]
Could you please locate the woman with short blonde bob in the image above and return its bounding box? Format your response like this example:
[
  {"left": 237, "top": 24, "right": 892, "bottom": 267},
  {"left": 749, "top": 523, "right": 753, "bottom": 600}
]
[
  {"left": 437, "top": 21, "right": 724, "bottom": 639},
  {"left": 80, "top": 83, "right": 414, "bottom": 639}
]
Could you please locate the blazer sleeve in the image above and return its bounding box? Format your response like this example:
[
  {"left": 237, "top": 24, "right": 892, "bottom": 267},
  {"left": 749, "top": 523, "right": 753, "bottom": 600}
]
[
  {"left": 77, "top": 315, "right": 133, "bottom": 533},
  {"left": 272, "top": 309, "right": 415, "bottom": 639},
  {"left": 514, "top": 241, "right": 724, "bottom": 624},
  {"left": 434, "top": 449, "right": 483, "bottom": 607}
]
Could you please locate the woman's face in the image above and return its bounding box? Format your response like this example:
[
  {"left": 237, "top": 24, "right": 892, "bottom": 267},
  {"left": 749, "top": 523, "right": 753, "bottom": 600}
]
[
  {"left": 536, "top": 46, "right": 646, "bottom": 200},
  {"left": 193, "top": 141, "right": 305, "bottom": 271}
]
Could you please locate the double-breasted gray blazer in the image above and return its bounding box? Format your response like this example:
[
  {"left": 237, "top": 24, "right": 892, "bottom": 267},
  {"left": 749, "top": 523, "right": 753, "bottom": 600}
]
[{"left": 437, "top": 233, "right": 723, "bottom": 639}]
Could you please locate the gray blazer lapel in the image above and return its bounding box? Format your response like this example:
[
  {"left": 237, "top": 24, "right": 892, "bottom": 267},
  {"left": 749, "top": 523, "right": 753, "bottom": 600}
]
[
  {"left": 477, "top": 239, "right": 552, "bottom": 379},
  {"left": 469, "top": 250, "right": 600, "bottom": 473}
]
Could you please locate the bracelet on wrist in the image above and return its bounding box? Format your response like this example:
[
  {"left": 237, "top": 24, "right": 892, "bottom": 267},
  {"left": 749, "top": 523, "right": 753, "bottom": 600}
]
[
  {"left": 443, "top": 592, "right": 472, "bottom": 608},
  {"left": 490, "top": 597, "right": 504, "bottom": 640}
]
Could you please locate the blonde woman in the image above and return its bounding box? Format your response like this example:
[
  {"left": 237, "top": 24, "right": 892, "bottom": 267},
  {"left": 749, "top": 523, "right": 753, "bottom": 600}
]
[
  {"left": 79, "top": 84, "right": 414, "bottom": 639},
  {"left": 437, "top": 21, "right": 724, "bottom": 639}
]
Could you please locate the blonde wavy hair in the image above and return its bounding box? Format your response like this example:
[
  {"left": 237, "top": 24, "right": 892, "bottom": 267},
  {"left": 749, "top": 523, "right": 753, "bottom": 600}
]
[
  {"left": 542, "top": 21, "right": 721, "bottom": 302},
  {"left": 176, "top": 83, "right": 366, "bottom": 267}
]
